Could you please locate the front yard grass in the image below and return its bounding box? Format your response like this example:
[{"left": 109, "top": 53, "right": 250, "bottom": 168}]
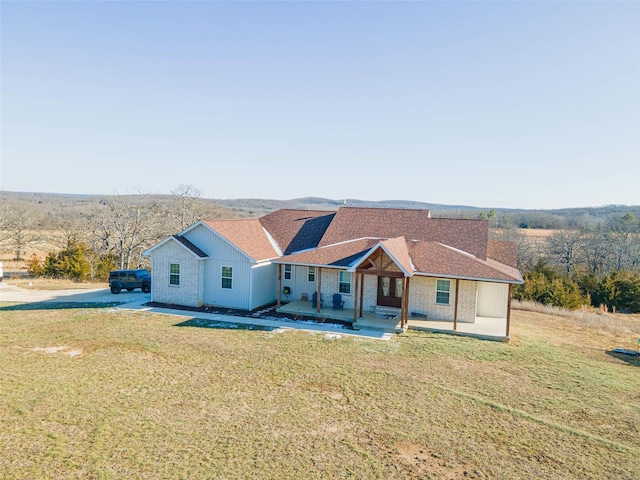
[{"left": 0, "top": 304, "right": 638, "bottom": 479}]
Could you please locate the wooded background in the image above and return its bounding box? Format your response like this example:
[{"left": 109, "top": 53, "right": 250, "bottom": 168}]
[{"left": 2, "top": 188, "right": 638, "bottom": 312}]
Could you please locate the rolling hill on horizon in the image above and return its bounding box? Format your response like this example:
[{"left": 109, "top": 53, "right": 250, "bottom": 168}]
[{"left": 1, "top": 191, "right": 638, "bottom": 228}]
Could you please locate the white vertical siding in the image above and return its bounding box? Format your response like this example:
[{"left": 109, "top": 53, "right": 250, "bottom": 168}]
[
  {"left": 250, "top": 262, "right": 277, "bottom": 310},
  {"left": 185, "top": 223, "right": 255, "bottom": 310},
  {"left": 476, "top": 282, "right": 509, "bottom": 318},
  {"left": 203, "top": 260, "right": 252, "bottom": 309},
  {"left": 289, "top": 265, "right": 318, "bottom": 301},
  {"left": 183, "top": 224, "right": 249, "bottom": 264}
]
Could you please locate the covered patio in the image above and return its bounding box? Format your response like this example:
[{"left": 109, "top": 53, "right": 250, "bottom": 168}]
[{"left": 277, "top": 299, "right": 510, "bottom": 341}]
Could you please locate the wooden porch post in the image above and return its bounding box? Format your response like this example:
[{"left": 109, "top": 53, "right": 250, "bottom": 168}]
[
  {"left": 405, "top": 277, "right": 411, "bottom": 329},
  {"left": 453, "top": 278, "right": 459, "bottom": 331},
  {"left": 317, "top": 267, "right": 322, "bottom": 313},
  {"left": 359, "top": 274, "right": 364, "bottom": 318},
  {"left": 353, "top": 272, "right": 359, "bottom": 323},
  {"left": 401, "top": 276, "right": 408, "bottom": 328},
  {"left": 277, "top": 264, "right": 282, "bottom": 308},
  {"left": 506, "top": 283, "right": 512, "bottom": 337}
]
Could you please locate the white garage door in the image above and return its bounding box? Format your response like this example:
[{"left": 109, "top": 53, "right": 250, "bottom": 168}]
[{"left": 476, "top": 282, "right": 508, "bottom": 318}]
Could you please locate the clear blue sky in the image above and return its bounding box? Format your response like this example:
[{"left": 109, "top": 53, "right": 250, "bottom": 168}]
[{"left": 1, "top": 1, "right": 639, "bottom": 209}]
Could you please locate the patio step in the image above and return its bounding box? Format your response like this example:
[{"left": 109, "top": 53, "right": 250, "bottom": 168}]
[
  {"left": 374, "top": 306, "right": 401, "bottom": 318},
  {"left": 354, "top": 316, "right": 405, "bottom": 334}
]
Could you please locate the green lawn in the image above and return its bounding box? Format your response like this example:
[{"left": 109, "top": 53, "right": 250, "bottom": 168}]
[{"left": 1, "top": 304, "right": 638, "bottom": 479}]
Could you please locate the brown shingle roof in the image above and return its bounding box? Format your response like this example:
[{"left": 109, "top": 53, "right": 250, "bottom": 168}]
[
  {"left": 277, "top": 236, "right": 522, "bottom": 283},
  {"left": 487, "top": 240, "right": 518, "bottom": 268},
  {"left": 407, "top": 241, "right": 522, "bottom": 283},
  {"left": 259, "top": 209, "right": 335, "bottom": 254},
  {"left": 316, "top": 207, "right": 489, "bottom": 260},
  {"left": 203, "top": 219, "right": 279, "bottom": 262},
  {"left": 276, "top": 238, "right": 379, "bottom": 267},
  {"left": 318, "top": 207, "right": 431, "bottom": 248},
  {"left": 378, "top": 237, "right": 415, "bottom": 275}
]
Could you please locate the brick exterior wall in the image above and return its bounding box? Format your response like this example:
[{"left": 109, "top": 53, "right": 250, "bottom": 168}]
[
  {"left": 318, "top": 268, "right": 355, "bottom": 309},
  {"left": 151, "top": 241, "right": 204, "bottom": 307},
  {"left": 408, "top": 276, "right": 477, "bottom": 323}
]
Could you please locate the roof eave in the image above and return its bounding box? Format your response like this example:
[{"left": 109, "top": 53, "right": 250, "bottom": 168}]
[{"left": 413, "top": 271, "right": 524, "bottom": 284}]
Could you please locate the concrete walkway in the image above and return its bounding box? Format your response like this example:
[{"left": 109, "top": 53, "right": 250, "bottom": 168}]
[
  {"left": 119, "top": 301, "right": 394, "bottom": 340},
  {"left": 0, "top": 284, "right": 393, "bottom": 340},
  {"left": 2, "top": 283, "right": 506, "bottom": 341}
]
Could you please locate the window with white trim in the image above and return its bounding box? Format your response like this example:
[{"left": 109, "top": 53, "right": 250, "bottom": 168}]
[
  {"left": 338, "top": 271, "right": 351, "bottom": 294},
  {"left": 221, "top": 266, "right": 233, "bottom": 289},
  {"left": 284, "top": 264, "right": 292, "bottom": 280},
  {"left": 308, "top": 266, "right": 316, "bottom": 282},
  {"left": 169, "top": 263, "right": 180, "bottom": 286},
  {"left": 436, "top": 279, "right": 451, "bottom": 305}
]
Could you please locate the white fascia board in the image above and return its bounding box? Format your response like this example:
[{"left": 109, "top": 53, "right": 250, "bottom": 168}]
[
  {"left": 262, "top": 227, "right": 283, "bottom": 257},
  {"left": 273, "top": 260, "right": 347, "bottom": 270},
  {"left": 413, "top": 272, "right": 524, "bottom": 284}
]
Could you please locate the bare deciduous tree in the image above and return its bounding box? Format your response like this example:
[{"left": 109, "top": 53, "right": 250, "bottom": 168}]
[
  {"left": 98, "top": 194, "right": 166, "bottom": 270},
  {"left": 2, "top": 205, "right": 41, "bottom": 261},
  {"left": 490, "top": 228, "right": 538, "bottom": 271},
  {"left": 605, "top": 214, "right": 640, "bottom": 271},
  {"left": 170, "top": 184, "right": 206, "bottom": 231},
  {"left": 579, "top": 228, "right": 609, "bottom": 274},
  {"left": 545, "top": 230, "right": 583, "bottom": 274}
]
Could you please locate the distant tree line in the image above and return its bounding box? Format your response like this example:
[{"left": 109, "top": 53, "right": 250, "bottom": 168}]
[
  {"left": 508, "top": 213, "right": 640, "bottom": 313},
  {"left": 0, "top": 185, "right": 237, "bottom": 281},
  {"left": 2, "top": 190, "right": 639, "bottom": 312}
]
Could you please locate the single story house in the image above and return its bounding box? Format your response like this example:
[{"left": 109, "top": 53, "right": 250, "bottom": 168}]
[{"left": 144, "top": 207, "right": 523, "bottom": 335}]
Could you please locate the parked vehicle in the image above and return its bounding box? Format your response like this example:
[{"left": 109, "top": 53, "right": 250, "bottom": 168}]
[{"left": 109, "top": 269, "right": 151, "bottom": 294}]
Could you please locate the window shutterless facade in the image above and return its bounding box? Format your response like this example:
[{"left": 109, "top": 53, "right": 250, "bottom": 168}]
[
  {"left": 284, "top": 264, "right": 292, "bottom": 280},
  {"left": 169, "top": 263, "right": 180, "bottom": 286},
  {"left": 308, "top": 266, "right": 316, "bottom": 282},
  {"left": 221, "top": 266, "right": 233, "bottom": 289},
  {"left": 436, "top": 279, "right": 451, "bottom": 305},
  {"left": 338, "top": 271, "right": 351, "bottom": 294}
]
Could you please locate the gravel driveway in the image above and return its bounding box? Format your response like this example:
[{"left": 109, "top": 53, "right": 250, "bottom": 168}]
[{"left": 0, "top": 283, "right": 150, "bottom": 305}]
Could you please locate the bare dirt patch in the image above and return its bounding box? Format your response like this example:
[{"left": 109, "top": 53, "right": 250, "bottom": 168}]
[
  {"left": 19, "top": 345, "right": 85, "bottom": 358},
  {"left": 393, "top": 441, "right": 486, "bottom": 479}
]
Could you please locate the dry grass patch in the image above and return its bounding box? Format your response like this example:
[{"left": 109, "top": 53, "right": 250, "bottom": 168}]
[{"left": 0, "top": 305, "right": 638, "bottom": 479}]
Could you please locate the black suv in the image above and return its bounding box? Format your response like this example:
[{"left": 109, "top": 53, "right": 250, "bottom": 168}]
[{"left": 109, "top": 269, "right": 151, "bottom": 294}]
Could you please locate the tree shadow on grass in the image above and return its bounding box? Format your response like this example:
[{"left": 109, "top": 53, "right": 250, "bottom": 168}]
[
  {"left": 174, "top": 317, "right": 277, "bottom": 332},
  {"left": 606, "top": 349, "right": 640, "bottom": 367},
  {"left": 0, "top": 302, "right": 122, "bottom": 311}
]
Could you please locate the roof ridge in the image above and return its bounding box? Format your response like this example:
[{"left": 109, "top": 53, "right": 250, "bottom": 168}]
[{"left": 338, "top": 206, "right": 430, "bottom": 212}]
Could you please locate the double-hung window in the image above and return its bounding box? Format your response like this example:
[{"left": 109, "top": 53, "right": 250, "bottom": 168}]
[
  {"left": 169, "top": 263, "right": 180, "bottom": 286},
  {"left": 338, "top": 271, "right": 351, "bottom": 294},
  {"left": 284, "top": 265, "right": 292, "bottom": 280},
  {"left": 221, "top": 266, "right": 233, "bottom": 289},
  {"left": 436, "top": 279, "right": 451, "bottom": 305},
  {"left": 308, "top": 266, "right": 316, "bottom": 282}
]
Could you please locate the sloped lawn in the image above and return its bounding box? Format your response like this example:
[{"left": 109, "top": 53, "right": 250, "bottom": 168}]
[{"left": 1, "top": 305, "right": 638, "bottom": 479}]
